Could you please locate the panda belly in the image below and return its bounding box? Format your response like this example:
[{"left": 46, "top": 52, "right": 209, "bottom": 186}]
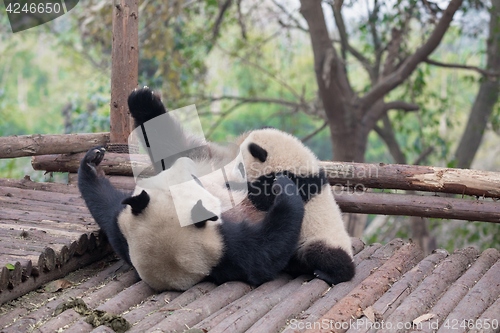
[{"left": 127, "top": 229, "right": 224, "bottom": 291}]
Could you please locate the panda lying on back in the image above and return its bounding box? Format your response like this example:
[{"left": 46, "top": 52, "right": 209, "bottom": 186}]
[
  {"left": 78, "top": 147, "right": 305, "bottom": 290},
  {"left": 127, "top": 87, "right": 355, "bottom": 285}
]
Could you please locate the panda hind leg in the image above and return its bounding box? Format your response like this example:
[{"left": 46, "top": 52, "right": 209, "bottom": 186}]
[{"left": 301, "top": 241, "right": 355, "bottom": 285}]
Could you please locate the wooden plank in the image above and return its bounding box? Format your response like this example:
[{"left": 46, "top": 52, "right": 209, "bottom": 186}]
[
  {"left": 321, "top": 161, "right": 500, "bottom": 198},
  {"left": 0, "top": 133, "right": 110, "bottom": 159}
]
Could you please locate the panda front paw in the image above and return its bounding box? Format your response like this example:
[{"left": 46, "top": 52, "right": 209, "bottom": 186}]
[
  {"left": 127, "top": 87, "right": 167, "bottom": 126},
  {"left": 83, "top": 146, "right": 106, "bottom": 168},
  {"left": 271, "top": 174, "right": 296, "bottom": 197}
]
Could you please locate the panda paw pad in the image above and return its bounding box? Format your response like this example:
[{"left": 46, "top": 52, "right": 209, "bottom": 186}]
[{"left": 84, "top": 146, "right": 106, "bottom": 167}]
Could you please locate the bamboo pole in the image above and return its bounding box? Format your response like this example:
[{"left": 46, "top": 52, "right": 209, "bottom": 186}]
[{"left": 0, "top": 133, "right": 110, "bottom": 159}]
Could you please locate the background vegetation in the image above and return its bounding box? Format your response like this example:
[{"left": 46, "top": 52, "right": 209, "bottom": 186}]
[{"left": 0, "top": 0, "right": 499, "bottom": 251}]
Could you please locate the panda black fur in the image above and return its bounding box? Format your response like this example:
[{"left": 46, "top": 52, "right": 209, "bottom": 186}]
[
  {"left": 78, "top": 146, "right": 305, "bottom": 291},
  {"left": 237, "top": 129, "right": 355, "bottom": 285},
  {"left": 126, "top": 87, "right": 355, "bottom": 285}
]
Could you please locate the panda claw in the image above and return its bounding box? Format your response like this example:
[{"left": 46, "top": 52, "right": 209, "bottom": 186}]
[{"left": 84, "top": 146, "right": 106, "bottom": 167}]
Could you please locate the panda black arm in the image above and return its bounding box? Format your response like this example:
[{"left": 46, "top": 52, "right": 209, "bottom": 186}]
[
  {"left": 210, "top": 175, "right": 305, "bottom": 286},
  {"left": 77, "top": 147, "right": 132, "bottom": 265}
]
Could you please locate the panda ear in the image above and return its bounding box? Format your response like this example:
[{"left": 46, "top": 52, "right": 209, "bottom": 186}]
[
  {"left": 192, "top": 200, "right": 219, "bottom": 228},
  {"left": 248, "top": 143, "right": 268, "bottom": 162},
  {"left": 122, "top": 190, "right": 150, "bottom": 216}
]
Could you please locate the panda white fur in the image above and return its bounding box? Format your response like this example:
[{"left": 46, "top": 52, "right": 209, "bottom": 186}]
[
  {"left": 125, "top": 87, "right": 354, "bottom": 285},
  {"left": 78, "top": 146, "right": 305, "bottom": 291},
  {"left": 236, "top": 128, "right": 355, "bottom": 284}
]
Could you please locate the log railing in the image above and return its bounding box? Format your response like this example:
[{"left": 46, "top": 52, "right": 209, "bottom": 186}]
[{"left": 0, "top": 132, "right": 498, "bottom": 223}]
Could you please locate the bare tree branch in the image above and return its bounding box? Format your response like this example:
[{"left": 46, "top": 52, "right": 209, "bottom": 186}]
[
  {"left": 205, "top": 101, "right": 245, "bottom": 139},
  {"left": 360, "top": 0, "right": 463, "bottom": 110},
  {"left": 190, "top": 94, "right": 305, "bottom": 109},
  {"left": 216, "top": 44, "right": 303, "bottom": 100},
  {"left": 236, "top": 0, "right": 247, "bottom": 40},
  {"left": 210, "top": 0, "right": 233, "bottom": 51},
  {"left": 374, "top": 115, "right": 407, "bottom": 164},
  {"left": 383, "top": 100, "right": 420, "bottom": 112},
  {"left": 368, "top": 0, "right": 383, "bottom": 79},
  {"left": 329, "top": 0, "right": 376, "bottom": 81},
  {"left": 272, "top": 0, "right": 309, "bottom": 33},
  {"left": 363, "top": 100, "right": 419, "bottom": 131},
  {"left": 413, "top": 146, "right": 434, "bottom": 165},
  {"left": 301, "top": 121, "right": 328, "bottom": 143},
  {"left": 424, "top": 57, "right": 500, "bottom": 76}
]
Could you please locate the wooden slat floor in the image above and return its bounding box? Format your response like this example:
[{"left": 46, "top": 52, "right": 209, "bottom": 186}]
[
  {"left": 0, "top": 178, "right": 499, "bottom": 333},
  {"left": 0, "top": 177, "right": 114, "bottom": 304}
]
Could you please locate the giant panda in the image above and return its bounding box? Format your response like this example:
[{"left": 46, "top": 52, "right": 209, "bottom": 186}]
[
  {"left": 78, "top": 146, "right": 305, "bottom": 291},
  {"left": 236, "top": 128, "right": 355, "bottom": 285},
  {"left": 126, "top": 87, "right": 355, "bottom": 285}
]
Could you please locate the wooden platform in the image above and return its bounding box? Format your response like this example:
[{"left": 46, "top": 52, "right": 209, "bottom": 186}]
[
  {"left": 0, "top": 178, "right": 499, "bottom": 333},
  {"left": 0, "top": 177, "right": 114, "bottom": 304}
]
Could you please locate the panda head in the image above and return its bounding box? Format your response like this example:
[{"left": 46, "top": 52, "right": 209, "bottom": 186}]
[
  {"left": 239, "top": 128, "right": 321, "bottom": 182},
  {"left": 122, "top": 157, "right": 222, "bottom": 227},
  {"left": 117, "top": 157, "right": 224, "bottom": 290}
]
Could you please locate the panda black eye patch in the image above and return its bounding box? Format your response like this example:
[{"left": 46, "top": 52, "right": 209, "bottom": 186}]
[
  {"left": 122, "top": 190, "right": 150, "bottom": 216},
  {"left": 249, "top": 143, "right": 268, "bottom": 162}
]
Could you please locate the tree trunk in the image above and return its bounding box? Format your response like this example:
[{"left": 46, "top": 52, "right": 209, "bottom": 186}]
[
  {"left": 300, "top": 0, "right": 463, "bottom": 237},
  {"left": 454, "top": 0, "right": 500, "bottom": 169}
]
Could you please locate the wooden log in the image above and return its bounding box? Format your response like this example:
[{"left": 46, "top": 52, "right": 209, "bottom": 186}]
[
  {"left": 0, "top": 133, "right": 110, "bottom": 159},
  {"left": 378, "top": 247, "right": 479, "bottom": 333},
  {"left": 281, "top": 240, "right": 405, "bottom": 333},
  {"left": 122, "top": 291, "right": 182, "bottom": 326},
  {"left": 334, "top": 191, "right": 500, "bottom": 223},
  {"left": 151, "top": 282, "right": 252, "bottom": 333},
  {"left": 321, "top": 161, "right": 500, "bottom": 198},
  {"left": 129, "top": 282, "right": 217, "bottom": 332},
  {"left": 307, "top": 243, "right": 424, "bottom": 333},
  {"left": 419, "top": 248, "right": 500, "bottom": 333},
  {"left": 32, "top": 155, "right": 500, "bottom": 200},
  {"left": 9, "top": 262, "right": 22, "bottom": 288},
  {"left": 207, "top": 277, "right": 308, "bottom": 333},
  {"left": 469, "top": 297, "right": 500, "bottom": 333},
  {"left": 438, "top": 259, "right": 500, "bottom": 333},
  {"left": 110, "top": 0, "right": 138, "bottom": 144},
  {"left": 246, "top": 278, "right": 330, "bottom": 333},
  {"left": 346, "top": 250, "right": 449, "bottom": 333},
  {"left": 0, "top": 177, "right": 80, "bottom": 194},
  {"left": 42, "top": 247, "right": 57, "bottom": 272},
  {"left": 31, "top": 152, "right": 146, "bottom": 175},
  {"left": 75, "top": 234, "right": 89, "bottom": 256},
  {"left": 194, "top": 277, "right": 290, "bottom": 331}
]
